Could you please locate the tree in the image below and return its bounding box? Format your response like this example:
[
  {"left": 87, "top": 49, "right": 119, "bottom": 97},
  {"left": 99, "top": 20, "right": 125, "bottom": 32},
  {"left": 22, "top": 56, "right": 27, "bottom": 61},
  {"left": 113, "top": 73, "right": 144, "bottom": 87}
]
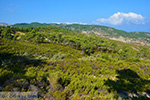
[
  {"left": 31, "top": 29, "right": 36, "bottom": 33},
  {"left": 1, "top": 26, "right": 14, "bottom": 39},
  {"left": 35, "top": 33, "right": 45, "bottom": 43},
  {"left": 57, "top": 34, "right": 62, "bottom": 43}
]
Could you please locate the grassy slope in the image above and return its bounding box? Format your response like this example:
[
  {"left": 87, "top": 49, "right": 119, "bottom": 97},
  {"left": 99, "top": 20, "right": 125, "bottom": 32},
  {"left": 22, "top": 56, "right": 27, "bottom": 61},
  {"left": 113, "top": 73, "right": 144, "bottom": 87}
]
[{"left": 0, "top": 26, "right": 150, "bottom": 99}]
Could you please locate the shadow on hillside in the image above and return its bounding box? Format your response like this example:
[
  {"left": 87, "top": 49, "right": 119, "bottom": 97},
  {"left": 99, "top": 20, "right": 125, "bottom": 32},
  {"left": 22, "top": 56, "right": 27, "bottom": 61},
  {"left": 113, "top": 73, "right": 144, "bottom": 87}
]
[
  {"left": 104, "top": 69, "right": 150, "bottom": 99},
  {"left": 0, "top": 52, "right": 45, "bottom": 84}
]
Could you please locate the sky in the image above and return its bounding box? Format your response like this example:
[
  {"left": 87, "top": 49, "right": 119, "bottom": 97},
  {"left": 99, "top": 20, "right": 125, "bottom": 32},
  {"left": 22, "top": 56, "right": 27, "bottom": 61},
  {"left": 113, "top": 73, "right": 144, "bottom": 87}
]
[{"left": 0, "top": 0, "right": 150, "bottom": 32}]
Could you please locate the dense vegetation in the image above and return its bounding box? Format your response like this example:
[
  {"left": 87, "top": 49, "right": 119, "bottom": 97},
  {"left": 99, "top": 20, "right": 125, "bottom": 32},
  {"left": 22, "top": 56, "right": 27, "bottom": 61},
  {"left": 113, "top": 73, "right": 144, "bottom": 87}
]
[
  {"left": 14, "top": 22, "right": 150, "bottom": 46},
  {"left": 0, "top": 26, "right": 150, "bottom": 99}
]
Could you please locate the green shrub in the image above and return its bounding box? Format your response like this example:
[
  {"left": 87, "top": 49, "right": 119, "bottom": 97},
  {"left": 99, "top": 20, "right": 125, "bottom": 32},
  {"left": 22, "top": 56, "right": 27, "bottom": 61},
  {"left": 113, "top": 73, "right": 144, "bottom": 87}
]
[
  {"left": 35, "top": 55, "right": 49, "bottom": 60},
  {"left": 25, "top": 67, "right": 38, "bottom": 79},
  {"left": 101, "top": 54, "right": 110, "bottom": 60},
  {"left": 51, "top": 91, "right": 67, "bottom": 100},
  {"left": 47, "top": 72, "right": 63, "bottom": 91},
  {"left": 0, "top": 69, "right": 14, "bottom": 84},
  {"left": 50, "top": 52, "right": 66, "bottom": 61}
]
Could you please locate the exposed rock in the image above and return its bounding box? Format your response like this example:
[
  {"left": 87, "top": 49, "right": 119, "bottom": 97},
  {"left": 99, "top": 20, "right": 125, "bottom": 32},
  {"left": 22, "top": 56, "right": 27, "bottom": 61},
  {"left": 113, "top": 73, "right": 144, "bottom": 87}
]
[
  {"left": 118, "top": 91, "right": 150, "bottom": 99},
  {"left": 0, "top": 23, "right": 10, "bottom": 26},
  {"left": 142, "top": 92, "right": 150, "bottom": 98},
  {"left": 28, "top": 84, "right": 47, "bottom": 98},
  {"left": 37, "top": 80, "right": 47, "bottom": 88},
  {"left": 11, "top": 87, "right": 20, "bottom": 91},
  {"left": 29, "top": 85, "right": 39, "bottom": 92},
  {"left": 128, "top": 92, "right": 139, "bottom": 98}
]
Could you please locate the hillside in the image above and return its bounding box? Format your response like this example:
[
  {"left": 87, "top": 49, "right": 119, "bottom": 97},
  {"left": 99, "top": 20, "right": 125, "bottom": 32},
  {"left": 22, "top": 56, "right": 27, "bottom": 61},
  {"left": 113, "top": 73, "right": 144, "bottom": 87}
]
[
  {"left": 0, "top": 26, "right": 150, "bottom": 99},
  {"left": 14, "top": 22, "right": 150, "bottom": 46}
]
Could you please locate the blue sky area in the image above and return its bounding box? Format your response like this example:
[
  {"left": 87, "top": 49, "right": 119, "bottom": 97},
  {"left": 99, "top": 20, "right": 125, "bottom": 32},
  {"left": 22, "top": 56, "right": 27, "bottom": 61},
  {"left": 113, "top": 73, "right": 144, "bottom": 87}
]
[{"left": 0, "top": 0, "right": 150, "bottom": 32}]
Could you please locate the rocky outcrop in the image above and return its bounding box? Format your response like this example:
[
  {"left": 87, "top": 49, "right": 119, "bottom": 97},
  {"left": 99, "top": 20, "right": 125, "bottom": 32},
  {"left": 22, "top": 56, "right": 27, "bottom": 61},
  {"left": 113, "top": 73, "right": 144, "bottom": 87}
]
[{"left": 0, "top": 23, "right": 10, "bottom": 26}]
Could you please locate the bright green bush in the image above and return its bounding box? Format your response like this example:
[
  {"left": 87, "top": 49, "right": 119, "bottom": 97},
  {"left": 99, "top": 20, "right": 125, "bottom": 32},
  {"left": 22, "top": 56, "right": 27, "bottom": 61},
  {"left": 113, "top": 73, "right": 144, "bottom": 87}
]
[
  {"left": 25, "top": 67, "right": 38, "bottom": 79},
  {"left": 51, "top": 91, "right": 67, "bottom": 100},
  {"left": 50, "top": 52, "right": 66, "bottom": 61},
  {"left": 35, "top": 55, "right": 49, "bottom": 60}
]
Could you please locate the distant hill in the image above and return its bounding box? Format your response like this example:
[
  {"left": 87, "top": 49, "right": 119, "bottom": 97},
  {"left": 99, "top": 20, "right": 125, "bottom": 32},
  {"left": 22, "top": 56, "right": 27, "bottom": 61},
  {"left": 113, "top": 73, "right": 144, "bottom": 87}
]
[
  {"left": 0, "top": 23, "right": 10, "bottom": 26},
  {"left": 13, "top": 22, "right": 51, "bottom": 27},
  {"left": 13, "top": 22, "right": 150, "bottom": 45}
]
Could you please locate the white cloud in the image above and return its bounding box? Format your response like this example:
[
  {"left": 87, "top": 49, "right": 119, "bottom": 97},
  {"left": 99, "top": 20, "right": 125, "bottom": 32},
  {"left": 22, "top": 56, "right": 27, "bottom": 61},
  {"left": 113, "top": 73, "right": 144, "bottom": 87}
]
[
  {"left": 51, "top": 22, "right": 61, "bottom": 24},
  {"left": 96, "top": 12, "right": 145, "bottom": 25}
]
